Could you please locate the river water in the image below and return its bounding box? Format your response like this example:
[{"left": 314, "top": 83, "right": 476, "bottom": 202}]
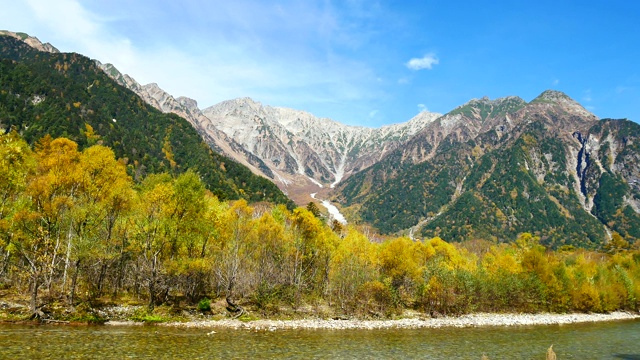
[{"left": 1, "top": 320, "right": 639, "bottom": 359}]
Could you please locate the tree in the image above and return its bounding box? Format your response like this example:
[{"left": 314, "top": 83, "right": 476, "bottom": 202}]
[
  {"left": 162, "top": 171, "right": 210, "bottom": 302},
  {"left": 605, "top": 232, "right": 630, "bottom": 254},
  {"left": 130, "top": 174, "right": 174, "bottom": 311},
  {"left": 10, "top": 136, "right": 83, "bottom": 314},
  {"left": 251, "top": 207, "right": 291, "bottom": 311},
  {"left": 287, "top": 207, "right": 336, "bottom": 306},
  {"left": 0, "top": 130, "right": 35, "bottom": 278},
  {"left": 306, "top": 202, "right": 321, "bottom": 218},
  {"left": 378, "top": 237, "right": 424, "bottom": 307},
  {"left": 66, "top": 144, "right": 133, "bottom": 303},
  {"left": 212, "top": 199, "right": 256, "bottom": 317},
  {"left": 329, "top": 228, "right": 378, "bottom": 312}
]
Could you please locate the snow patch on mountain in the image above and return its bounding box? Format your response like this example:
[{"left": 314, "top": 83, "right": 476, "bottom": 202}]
[{"left": 310, "top": 193, "right": 347, "bottom": 224}]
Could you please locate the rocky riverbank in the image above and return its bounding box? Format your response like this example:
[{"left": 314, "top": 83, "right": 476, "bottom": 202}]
[
  {"left": 3, "top": 299, "right": 638, "bottom": 329},
  {"left": 130, "top": 311, "right": 640, "bottom": 331}
]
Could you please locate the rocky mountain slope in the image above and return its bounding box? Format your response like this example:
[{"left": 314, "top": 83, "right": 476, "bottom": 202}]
[
  {"left": 91, "top": 57, "right": 440, "bottom": 205},
  {"left": 95, "top": 62, "right": 275, "bottom": 180},
  {"left": 334, "top": 90, "right": 640, "bottom": 247},
  {"left": 202, "top": 98, "right": 440, "bottom": 188},
  {"left": 96, "top": 61, "right": 441, "bottom": 204},
  {"left": 0, "top": 30, "right": 59, "bottom": 53}
]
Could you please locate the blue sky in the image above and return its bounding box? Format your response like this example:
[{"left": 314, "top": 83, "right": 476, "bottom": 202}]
[{"left": 2, "top": 1, "right": 639, "bottom": 127}]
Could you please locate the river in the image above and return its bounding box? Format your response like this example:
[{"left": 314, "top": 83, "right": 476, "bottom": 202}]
[{"left": 1, "top": 319, "right": 639, "bottom": 359}]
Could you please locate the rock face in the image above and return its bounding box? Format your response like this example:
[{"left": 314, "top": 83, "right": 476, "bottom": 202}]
[
  {"left": 94, "top": 62, "right": 275, "bottom": 180},
  {"left": 202, "top": 98, "right": 441, "bottom": 188}
]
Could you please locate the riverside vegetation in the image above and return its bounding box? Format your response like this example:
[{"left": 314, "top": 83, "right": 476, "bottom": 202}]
[{"left": 1, "top": 131, "right": 639, "bottom": 324}]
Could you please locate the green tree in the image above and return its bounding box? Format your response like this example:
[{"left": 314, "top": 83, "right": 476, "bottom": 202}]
[{"left": 306, "top": 202, "right": 321, "bottom": 218}]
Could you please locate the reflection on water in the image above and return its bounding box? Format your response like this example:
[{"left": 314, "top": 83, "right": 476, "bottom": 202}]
[{"left": 1, "top": 319, "right": 639, "bottom": 359}]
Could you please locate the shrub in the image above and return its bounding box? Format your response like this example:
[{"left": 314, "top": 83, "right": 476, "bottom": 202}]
[{"left": 197, "top": 297, "right": 211, "bottom": 312}]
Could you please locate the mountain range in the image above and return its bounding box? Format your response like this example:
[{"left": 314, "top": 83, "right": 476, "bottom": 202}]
[
  {"left": 2, "top": 30, "right": 639, "bottom": 248},
  {"left": 0, "top": 31, "right": 292, "bottom": 207},
  {"left": 94, "top": 62, "right": 442, "bottom": 205},
  {"left": 335, "top": 91, "right": 640, "bottom": 247}
]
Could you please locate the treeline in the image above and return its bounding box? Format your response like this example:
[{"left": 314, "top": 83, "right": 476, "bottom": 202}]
[{"left": 1, "top": 131, "right": 639, "bottom": 318}]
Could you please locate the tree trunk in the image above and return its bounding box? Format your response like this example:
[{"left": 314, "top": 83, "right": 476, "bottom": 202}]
[
  {"left": 30, "top": 275, "right": 39, "bottom": 314},
  {"left": 148, "top": 256, "right": 157, "bottom": 312},
  {"left": 113, "top": 236, "right": 128, "bottom": 298},
  {"left": 46, "top": 230, "right": 60, "bottom": 294},
  {"left": 0, "top": 249, "right": 9, "bottom": 277},
  {"left": 97, "top": 262, "right": 108, "bottom": 296},
  {"left": 225, "top": 279, "right": 245, "bottom": 318},
  {"left": 69, "top": 259, "right": 80, "bottom": 306},
  {"left": 62, "top": 226, "right": 73, "bottom": 291}
]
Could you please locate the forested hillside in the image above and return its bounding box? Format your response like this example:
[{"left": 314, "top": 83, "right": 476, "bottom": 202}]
[
  {"left": 335, "top": 92, "right": 640, "bottom": 248},
  {"left": 0, "top": 35, "right": 293, "bottom": 206}
]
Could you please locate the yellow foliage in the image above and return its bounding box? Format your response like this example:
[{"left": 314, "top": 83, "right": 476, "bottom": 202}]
[
  {"left": 572, "top": 282, "right": 602, "bottom": 312},
  {"left": 482, "top": 245, "right": 521, "bottom": 275},
  {"left": 522, "top": 134, "right": 537, "bottom": 145},
  {"left": 83, "top": 123, "right": 100, "bottom": 144},
  {"left": 161, "top": 130, "right": 177, "bottom": 169},
  {"left": 510, "top": 188, "right": 518, "bottom": 199},
  {"left": 379, "top": 237, "right": 422, "bottom": 284},
  {"left": 428, "top": 237, "right": 466, "bottom": 270}
]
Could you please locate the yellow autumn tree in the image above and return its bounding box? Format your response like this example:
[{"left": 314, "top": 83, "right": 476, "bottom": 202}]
[
  {"left": 11, "top": 137, "right": 83, "bottom": 313},
  {"left": 0, "top": 131, "right": 36, "bottom": 293},
  {"left": 378, "top": 237, "right": 423, "bottom": 307},
  {"left": 330, "top": 228, "right": 378, "bottom": 312}
]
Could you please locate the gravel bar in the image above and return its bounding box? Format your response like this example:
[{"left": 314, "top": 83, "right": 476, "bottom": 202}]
[{"left": 131, "top": 312, "right": 640, "bottom": 331}]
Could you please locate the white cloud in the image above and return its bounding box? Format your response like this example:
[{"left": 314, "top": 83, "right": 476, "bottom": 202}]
[
  {"left": 552, "top": 79, "right": 560, "bottom": 86},
  {"left": 20, "top": 0, "right": 137, "bottom": 73},
  {"left": 369, "top": 109, "right": 379, "bottom": 118},
  {"left": 583, "top": 89, "right": 592, "bottom": 102},
  {"left": 406, "top": 53, "right": 439, "bottom": 70},
  {"left": 418, "top": 104, "right": 428, "bottom": 112},
  {"left": 27, "top": 0, "right": 97, "bottom": 37}
]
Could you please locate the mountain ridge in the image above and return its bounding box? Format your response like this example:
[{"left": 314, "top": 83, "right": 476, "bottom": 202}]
[
  {"left": 91, "top": 58, "right": 444, "bottom": 205},
  {"left": 4, "top": 30, "right": 638, "bottom": 248},
  {"left": 333, "top": 91, "right": 639, "bottom": 247}
]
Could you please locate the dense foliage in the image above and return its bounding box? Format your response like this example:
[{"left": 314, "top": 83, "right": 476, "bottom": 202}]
[
  {"left": 0, "top": 35, "right": 293, "bottom": 206},
  {"left": 422, "top": 131, "right": 608, "bottom": 248},
  {"left": 1, "top": 132, "right": 639, "bottom": 320}
]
